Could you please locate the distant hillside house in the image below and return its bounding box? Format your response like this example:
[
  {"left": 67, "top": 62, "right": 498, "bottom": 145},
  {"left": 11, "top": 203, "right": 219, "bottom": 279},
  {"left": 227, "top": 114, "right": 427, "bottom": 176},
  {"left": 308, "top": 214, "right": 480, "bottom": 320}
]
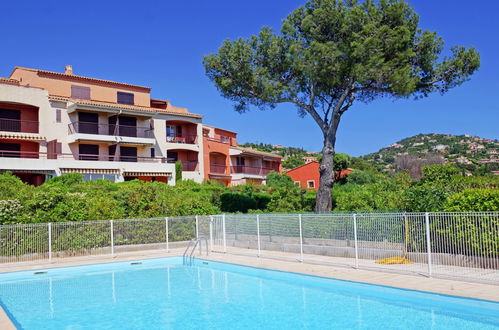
[
  {"left": 285, "top": 161, "right": 352, "bottom": 190},
  {"left": 302, "top": 156, "right": 317, "bottom": 164},
  {"left": 432, "top": 144, "right": 449, "bottom": 151}
]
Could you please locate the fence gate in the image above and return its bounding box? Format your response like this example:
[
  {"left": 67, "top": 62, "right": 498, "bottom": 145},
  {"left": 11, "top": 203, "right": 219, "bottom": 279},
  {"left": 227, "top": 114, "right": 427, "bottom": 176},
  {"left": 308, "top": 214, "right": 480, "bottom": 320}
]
[{"left": 209, "top": 215, "right": 226, "bottom": 253}]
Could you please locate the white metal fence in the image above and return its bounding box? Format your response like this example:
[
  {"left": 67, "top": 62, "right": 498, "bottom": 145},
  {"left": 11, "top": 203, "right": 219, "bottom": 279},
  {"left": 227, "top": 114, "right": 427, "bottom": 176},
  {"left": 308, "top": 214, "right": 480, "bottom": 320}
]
[
  {"left": 206, "top": 212, "right": 499, "bottom": 285},
  {"left": 0, "top": 212, "right": 498, "bottom": 285}
]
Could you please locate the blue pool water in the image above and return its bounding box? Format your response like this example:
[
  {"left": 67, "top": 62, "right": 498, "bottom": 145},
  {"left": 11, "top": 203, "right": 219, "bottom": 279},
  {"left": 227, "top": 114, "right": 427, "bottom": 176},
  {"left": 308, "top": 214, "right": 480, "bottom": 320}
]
[{"left": 0, "top": 257, "right": 498, "bottom": 329}]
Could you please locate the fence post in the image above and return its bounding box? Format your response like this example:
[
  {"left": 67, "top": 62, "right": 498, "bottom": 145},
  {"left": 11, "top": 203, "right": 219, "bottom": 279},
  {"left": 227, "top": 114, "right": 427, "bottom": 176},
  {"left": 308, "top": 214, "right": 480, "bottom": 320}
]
[
  {"left": 353, "top": 214, "right": 359, "bottom": 269},
  {"left": 165, "top": 217, "right": 169, "bottom": 252},
  {"left": 256, "top": 214, "right": 261, "bottom": 257},
  {"left": 195, "top": 215, "right": 199, "bottom": 239},
  {"left": 222, "top": 214, "right": 227, "bottom": 253},
  {"left": 48, "top": 222, "right": 52, "bottom": 262},
  {"left": 209, "top": 215, "right": 214, "bottom": 252},
  {"left": 110, "top": 220, "right": 115, "bottom": 257},
  {"left": 425, "top": 212, "right": 432, "bottom": 277},
  {"left": 298, "top": 214, "right": 304, "bottom": 262}
]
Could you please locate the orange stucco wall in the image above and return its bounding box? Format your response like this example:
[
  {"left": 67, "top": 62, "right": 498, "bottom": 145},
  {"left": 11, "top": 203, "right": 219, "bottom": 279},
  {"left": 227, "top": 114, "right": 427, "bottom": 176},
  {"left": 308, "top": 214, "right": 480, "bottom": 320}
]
[
  {"left": 286, "top": 161, "right": 321, "bottom": 190},
  {"left": 10, "top": 68, "right": 151, "bottom": 107},
  {"left": 203, "top": 137, "right": 230, "bottom": 181}
]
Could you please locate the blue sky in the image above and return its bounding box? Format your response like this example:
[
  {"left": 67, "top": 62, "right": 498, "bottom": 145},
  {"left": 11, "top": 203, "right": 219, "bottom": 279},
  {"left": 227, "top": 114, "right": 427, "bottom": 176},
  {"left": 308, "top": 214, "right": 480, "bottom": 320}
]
[{"left": 1, "top": 0, "right": 497, "bottom": 156}]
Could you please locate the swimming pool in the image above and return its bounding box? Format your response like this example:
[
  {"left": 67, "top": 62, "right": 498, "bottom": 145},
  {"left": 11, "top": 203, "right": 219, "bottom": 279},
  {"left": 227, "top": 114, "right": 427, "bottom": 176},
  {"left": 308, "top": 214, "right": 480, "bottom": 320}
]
[{"left": 1, "top": 257, "right": 498, "bottom": 329}]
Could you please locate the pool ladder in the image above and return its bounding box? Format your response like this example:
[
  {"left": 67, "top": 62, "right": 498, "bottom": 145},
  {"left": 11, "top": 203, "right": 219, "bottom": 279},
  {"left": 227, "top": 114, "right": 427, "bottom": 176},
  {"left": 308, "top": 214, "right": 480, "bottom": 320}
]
[{"left": 183, "top": 237, "right": 209, "bottom": 265}]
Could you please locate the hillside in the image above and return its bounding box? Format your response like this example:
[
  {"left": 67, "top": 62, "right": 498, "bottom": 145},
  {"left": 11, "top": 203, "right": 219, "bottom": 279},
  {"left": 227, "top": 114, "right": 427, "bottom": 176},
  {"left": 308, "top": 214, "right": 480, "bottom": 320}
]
[
  {"left": 241, "top": 133, "right": 499, "bottom": 174},
  {"left": 363, "top": 133, "right": 499, "bottom": 174}
]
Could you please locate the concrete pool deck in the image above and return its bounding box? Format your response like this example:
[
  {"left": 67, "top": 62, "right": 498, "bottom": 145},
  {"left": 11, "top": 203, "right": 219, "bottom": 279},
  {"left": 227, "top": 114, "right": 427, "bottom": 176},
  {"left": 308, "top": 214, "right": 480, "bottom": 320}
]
[{"left": 1, "top": 248, "right": 498, "bottom": 329}]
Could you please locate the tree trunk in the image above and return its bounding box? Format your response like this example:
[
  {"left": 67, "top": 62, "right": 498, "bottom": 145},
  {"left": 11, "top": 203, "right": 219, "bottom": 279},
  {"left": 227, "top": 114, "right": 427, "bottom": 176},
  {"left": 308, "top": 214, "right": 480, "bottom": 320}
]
[{"left": 315, "top": 130, "right": 336, "bottom": 212}]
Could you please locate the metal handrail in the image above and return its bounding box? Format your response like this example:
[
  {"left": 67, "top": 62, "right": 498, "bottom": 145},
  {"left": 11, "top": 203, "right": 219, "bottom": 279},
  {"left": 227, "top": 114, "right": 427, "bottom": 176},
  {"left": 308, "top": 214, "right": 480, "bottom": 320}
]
[{"left": 183, "top": 237, "right": 209, "bottom": 265}]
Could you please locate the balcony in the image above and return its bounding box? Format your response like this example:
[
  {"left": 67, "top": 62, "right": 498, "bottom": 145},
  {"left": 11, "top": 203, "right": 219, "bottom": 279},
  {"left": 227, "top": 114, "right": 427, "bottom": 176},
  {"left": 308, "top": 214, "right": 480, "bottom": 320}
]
[
  {"left": 69, "top": 122, "right": 153, "bottom": 138},
  {"left": 210, "top": 164, "right": 227, "bottom": 174},
  {"left": 0, "top": 150, "right": 169, "bottom": 163},
  {"left": 166, "top": 135, "right": 197, "bottom": 144},
  {"left": 230, "top": 165, "right": 277, "bottom": 176},
  {"left": 166, "top": 159, "right": 199, "bottom": 172},
  {"left": 68, "top": 122, "right": 155, "bottom": 145},
  {"left": 0, "top": 119, "right": 39, "bottom": 133}
]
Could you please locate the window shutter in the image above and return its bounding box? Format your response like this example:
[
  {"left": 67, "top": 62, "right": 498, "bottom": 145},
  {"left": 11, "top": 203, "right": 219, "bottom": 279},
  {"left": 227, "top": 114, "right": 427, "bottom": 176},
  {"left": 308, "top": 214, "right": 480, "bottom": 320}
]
[
  {"left": 56, "top": 142, "right": 62, "bottom": 154},
  {"left": 71, "top": 85, "right": 91, "bottom": 100},
  {"left": 56, "top": 109, "right": 61, "bottom": 123}
]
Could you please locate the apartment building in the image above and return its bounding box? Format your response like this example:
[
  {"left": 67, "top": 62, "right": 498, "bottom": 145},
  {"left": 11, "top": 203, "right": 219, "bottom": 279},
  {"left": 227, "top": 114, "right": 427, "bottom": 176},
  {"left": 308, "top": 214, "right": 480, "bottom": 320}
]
[
  {"left": 0, "top": 66, "right": 204, "bottom": 185},
  {"left": 202, "top": 125, "right": 282, "bottom": 186},
  {"left": 0, "top": 65, "right": 281, "bottom": 186}
]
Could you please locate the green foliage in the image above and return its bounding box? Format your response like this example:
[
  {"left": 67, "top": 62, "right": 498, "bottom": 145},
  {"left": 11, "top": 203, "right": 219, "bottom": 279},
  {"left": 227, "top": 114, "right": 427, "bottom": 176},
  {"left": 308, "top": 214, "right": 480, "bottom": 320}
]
[
  {"left": 333, "top": 153, "right": 351, "bottom": 172},
  {"left": 282, "top": 156, "right": 305, "bottom": 169},
  {"left": 346, "top": 170, "right": 378, "bottom": 185},
  {"left": 266, "top": 172, "right": 296, "bottom": 189},
  {"left": 175, "top": 161, "right": 183, "bottom": 182},
  {"left": 0, "top": 172, "right": 30, "bottom": 200},
  {"left": 445, "top": 189, "right": 499, "bottom": 212},
  {"left": 0, "top": 200, "right": 23, "bottom": 225},
  {"left": 420, "top": 164, "right": 458, "bottom": 185},
  {"left": 402, "top": 185, "right": 450, "bottom": 212},
  {"left": 220, "top": 193, "right": 257, "bottom": 213}
]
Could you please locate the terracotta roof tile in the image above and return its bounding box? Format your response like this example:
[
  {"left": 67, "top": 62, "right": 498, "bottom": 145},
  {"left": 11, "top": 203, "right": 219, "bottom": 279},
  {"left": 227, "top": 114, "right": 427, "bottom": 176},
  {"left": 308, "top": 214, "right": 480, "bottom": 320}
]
[
  {"left": 49, "top": 95, "right": 203, "bottom": 118},
  {"left": 234, "top": 147, "right": 282, "bottom": 159},
  {"left": 12, "top": 67, "right": 150, "bottom": 90}
]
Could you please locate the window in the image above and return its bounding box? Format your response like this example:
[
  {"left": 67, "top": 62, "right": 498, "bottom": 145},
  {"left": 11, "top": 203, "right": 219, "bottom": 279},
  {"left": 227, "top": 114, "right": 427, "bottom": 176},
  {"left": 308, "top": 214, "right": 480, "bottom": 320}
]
[
  {"left": 117, "top": 92, "right": 134, "bottom": 105},
  {"left": 166, "top": 125, "right": 176, "bottom": 138},
  {"left": 0, "top": 109, "right": 21, "bottom": 132},
  {"left": 294, "top": 181, "right": 301, "bottom": 187},
  {"left": 71, "top": 85, "right": 91, "bottom": 100},
  {"left": 167, "top": 151, "right": 178, "bottom": 162},
  {"left": 78, "top": 144, "right": 99, "bottom": 161},
  {"left": 150, "top": 148, "right": 155, "bottom": 158},
  {"left": 0, "top": 143, "right": 20, "bottom": 158},
  {"left": 220, "top": 135, "right": 228, "bottom": 143},
  {"left": 56, "top": 109, "right": 61, "bottom": 123},
  {"left": 307, "top": 180, "right": 315, "bottom": 189}
]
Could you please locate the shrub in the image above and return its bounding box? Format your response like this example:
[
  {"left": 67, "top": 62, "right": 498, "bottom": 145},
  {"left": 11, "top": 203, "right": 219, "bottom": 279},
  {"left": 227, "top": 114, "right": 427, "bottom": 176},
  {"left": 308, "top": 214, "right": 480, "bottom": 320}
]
[
  {"left": 220, "top": 193, "right": 257, "bottom": 213},
  {"left": 0, "top": 200, "right": 23, "bottom": 224},
  {"left": 445, "top": 188, "right": 499, "bottom": 212},
  {"left": 175, "top": 161, "right": 183, "bottom": 182}
]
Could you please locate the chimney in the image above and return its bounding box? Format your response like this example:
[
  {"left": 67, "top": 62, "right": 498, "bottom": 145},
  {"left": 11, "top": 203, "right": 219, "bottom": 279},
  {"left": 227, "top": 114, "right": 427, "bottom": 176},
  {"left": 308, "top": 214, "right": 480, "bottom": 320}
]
[{"left": 65, "top": 65, "right": 73, "bottom": 75}]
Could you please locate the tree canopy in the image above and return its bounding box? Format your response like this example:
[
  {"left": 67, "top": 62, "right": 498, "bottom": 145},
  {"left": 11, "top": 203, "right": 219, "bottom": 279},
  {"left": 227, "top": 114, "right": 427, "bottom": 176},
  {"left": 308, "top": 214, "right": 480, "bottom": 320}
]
[{"left": 203, "top": 0, "right": 480, "bottom": 211}]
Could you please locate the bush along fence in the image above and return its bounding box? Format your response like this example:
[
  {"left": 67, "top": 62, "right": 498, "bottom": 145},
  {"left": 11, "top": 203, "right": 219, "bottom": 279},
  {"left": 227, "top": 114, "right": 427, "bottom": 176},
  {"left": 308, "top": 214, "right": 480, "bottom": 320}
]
[{"left": 0, "top": 212, "right": 497, "bottom": 284}]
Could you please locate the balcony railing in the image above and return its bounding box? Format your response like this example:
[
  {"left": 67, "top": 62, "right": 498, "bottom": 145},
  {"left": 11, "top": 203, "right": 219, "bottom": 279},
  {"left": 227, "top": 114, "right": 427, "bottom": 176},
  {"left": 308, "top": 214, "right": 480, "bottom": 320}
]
[
  {"left": 0, "top": 150, "right": 169, "bottom": 163},
  {"left": 68, "top": 122, "right": 153, "bottom": 138},
  {"left": 166, "top": 159, "right": 199, "bottom": 172},
  {"left": 0, "top": 119, "right": 39, "bottom": 133},
  {"left": 231, "top": 165, "right": 278, "bottom": 176},
  {"left": 166, "top": 135, "right": 197, "bottom": 144},
  {"left": 210, "top": 164, "right": 227, "bottom": 174},
  {"left": 204, "top": 136, "right": 230, "bottom": 144}
]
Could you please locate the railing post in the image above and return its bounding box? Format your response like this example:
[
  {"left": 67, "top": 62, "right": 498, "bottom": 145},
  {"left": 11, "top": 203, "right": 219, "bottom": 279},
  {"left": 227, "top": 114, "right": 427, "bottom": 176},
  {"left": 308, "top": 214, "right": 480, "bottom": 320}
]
[
  {"left": 256, "top": 214, "right": 261, "bottom": 257},
  {"left": 48, "top": 222, "right": 52, "bottom": 262},
  {"left": 425, "top": 212, "right": 432, "bottom": 277},
  {"left": 222, "top": 214, "right": 227, "bottom": 253},
  {"left": 165, "top": 217, "right": 169, "bottom": 252},
  {"left": 298, "top": 214, "right": 304, "bottom": 262},
  {"left": 353, "top": 214, "right": 359, "bottom": 269},
  {"left": 110, "top": 220, "right": 115, "bottom": 257},
  {"left": 209, "top": 215, "right": 214, "bottom": 251}
]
